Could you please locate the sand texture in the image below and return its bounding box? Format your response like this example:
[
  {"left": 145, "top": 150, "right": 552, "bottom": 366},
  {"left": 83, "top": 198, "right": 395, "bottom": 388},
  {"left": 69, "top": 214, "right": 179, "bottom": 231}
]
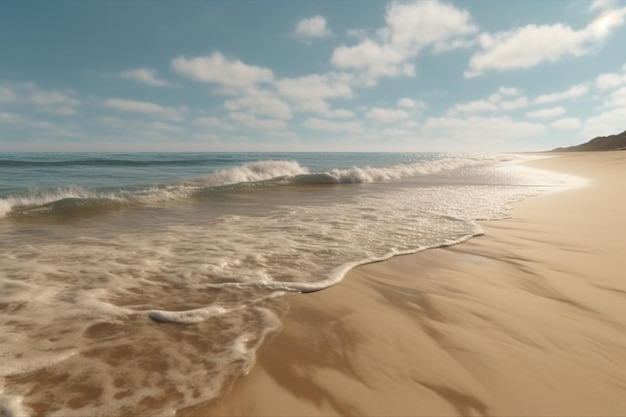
[{"left": 193, "top": 152, "right": 626, "bottom": 416}]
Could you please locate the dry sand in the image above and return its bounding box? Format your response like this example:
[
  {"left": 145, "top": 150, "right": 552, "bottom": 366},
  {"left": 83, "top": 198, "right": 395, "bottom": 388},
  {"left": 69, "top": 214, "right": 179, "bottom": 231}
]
[{"left": 191, "top": 152, "right": 626, "bottom": 416}]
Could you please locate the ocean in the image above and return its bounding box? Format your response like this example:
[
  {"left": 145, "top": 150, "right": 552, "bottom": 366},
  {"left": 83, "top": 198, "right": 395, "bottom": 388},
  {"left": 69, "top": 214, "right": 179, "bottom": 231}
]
[{"left": 0, "top": 152, "right": 577, "bottom": 416}]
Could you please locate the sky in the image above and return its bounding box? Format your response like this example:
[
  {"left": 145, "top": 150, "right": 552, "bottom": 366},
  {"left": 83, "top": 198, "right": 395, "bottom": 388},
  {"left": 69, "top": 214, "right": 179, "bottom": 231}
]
[{"left": 1, "top": 0, "right": 626, "bottom": 152}]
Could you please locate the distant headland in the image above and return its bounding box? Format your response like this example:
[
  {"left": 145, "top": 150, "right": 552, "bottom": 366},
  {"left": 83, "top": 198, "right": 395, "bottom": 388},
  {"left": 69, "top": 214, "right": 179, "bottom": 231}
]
[{"left": 553, "top": 130, "right": 626, "bottom": 152}]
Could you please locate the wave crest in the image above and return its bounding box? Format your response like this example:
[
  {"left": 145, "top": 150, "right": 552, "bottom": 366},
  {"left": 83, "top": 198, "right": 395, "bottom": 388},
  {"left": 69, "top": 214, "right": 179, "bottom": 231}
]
[
  {"left": 200, "top": 160, "right": 309, "bottom": 186},
  {"left": 1, "top": 156, "right": 504, "bottom": 219},
  {"left": 293, "top": 156, "right": 498, "bottom": 184}
]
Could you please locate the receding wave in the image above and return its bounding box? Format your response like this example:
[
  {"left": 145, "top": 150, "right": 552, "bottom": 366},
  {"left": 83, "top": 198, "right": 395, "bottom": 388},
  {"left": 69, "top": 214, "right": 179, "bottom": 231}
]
[{"left": 1, "top": 156, "right": 507, "bottom": 219}]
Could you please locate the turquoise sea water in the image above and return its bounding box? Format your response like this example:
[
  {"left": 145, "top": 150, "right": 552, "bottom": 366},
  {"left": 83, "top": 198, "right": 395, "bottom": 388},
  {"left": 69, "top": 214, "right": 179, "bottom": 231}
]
[{"left": 0, "top": 152, "right": 574, "bottom": 416}]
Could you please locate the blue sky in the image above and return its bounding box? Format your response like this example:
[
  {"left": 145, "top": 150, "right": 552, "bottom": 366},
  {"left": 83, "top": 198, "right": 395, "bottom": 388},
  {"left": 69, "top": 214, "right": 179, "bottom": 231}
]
[{"left": 1, "top": 0, "right": 625, "bottom": 152}]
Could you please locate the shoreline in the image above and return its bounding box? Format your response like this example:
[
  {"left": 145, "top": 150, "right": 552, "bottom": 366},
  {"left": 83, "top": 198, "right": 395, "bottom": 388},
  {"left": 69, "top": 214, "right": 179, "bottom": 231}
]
[{"left": 187, "top": 152, "right": 626, "bottom": 416}]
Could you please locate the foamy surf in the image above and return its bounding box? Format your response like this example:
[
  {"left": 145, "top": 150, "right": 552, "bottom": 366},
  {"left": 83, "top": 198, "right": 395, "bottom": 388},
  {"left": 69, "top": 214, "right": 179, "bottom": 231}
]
[
  {"left": 1, "top": 155, "right": 512, "bottom": 219},
  {"left": 0, "top": 152, "right": 580, "bottom": 416}
]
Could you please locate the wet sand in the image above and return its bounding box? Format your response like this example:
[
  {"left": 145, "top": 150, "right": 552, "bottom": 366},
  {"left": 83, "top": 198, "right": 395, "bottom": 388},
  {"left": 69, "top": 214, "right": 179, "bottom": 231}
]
[{"left": 192, "top": 151, "right": 626, "bottom": 416}]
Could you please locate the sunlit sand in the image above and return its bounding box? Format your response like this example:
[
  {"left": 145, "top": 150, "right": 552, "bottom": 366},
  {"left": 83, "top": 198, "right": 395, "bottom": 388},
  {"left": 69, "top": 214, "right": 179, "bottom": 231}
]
[{"left": 201, "top": 151, "right": 626, "bottom": 416}]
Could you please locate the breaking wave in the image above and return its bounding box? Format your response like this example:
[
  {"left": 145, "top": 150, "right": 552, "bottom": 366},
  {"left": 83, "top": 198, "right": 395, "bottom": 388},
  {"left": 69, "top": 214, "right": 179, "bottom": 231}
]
[{"left": 1, "top": 156, "right": 507, "bottom": 219}]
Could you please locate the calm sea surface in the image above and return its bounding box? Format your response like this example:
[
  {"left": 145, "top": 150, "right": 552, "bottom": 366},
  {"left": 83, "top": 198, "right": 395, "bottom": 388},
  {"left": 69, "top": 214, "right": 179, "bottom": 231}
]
[{"left": 0, "top": 152, "right": 575, "bottom": 416}]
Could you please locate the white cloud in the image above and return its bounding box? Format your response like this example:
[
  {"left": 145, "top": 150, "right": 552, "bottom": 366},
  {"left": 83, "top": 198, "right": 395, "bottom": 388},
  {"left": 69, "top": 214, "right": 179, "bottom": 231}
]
[
  {"left": 0, "top": 111, "right": 78, "bottom": 137},
  {"left": 229, "top": 112, "right": 287, "bottom": 131},
  {"left": 466, "top": 8, "right": 626, "bottom": 77},
  {"left": 28, "top": 90, "right": 80, "bottom": 116},
  {"left": 346, "top": 28, "right": 369, "bottom": 41},
  {"left": 332, "top": 1, "right": 476, "bottom": 79},
  {"left": 590, "top": 0, "right": 621, "bottom": 12},
  {"left": 289, "top": 98, "right": 332, "bottom": 115},
  {"left": 365, "top": 107, "right": 409, "bottom": 122},
  {"left": 422, "top": 116, "right": 545, "bottom": 143},
  {"left": 295, "top": 15, "right": 331, "bottom": 39},
  {"left": 193, "top": 117, "right": 221, "bottom": 128},
  {"left": 0, "top": 86, "right": 17, "bottom": 103},
  {"left": 550, "top": 117, "right": 582, "bottom": 129},
  {"left": 100, "top": 116, "right": 185, "bottom": 138},
  {"left": 534, "top": 84, "right": 589, "bottom": 104},
  {"left": 275, "top": 74, "right": 354, "bottom": 118},
  {"left": 584, "top": 107, "right": 626, "bottom": 138},
  {"left": 193, "top": 116, "right": 236, "bottom": 131},
  {"left": 449, "top": 100, "right": 497, "bottom": 115},
  {"left": 332, "top": 40, "right": 416, "bottom": 78},
  {"left": 276, "top": 74, "right": 353, "bottom": 101},
  {"left": 144, "top": 121, "right": 185, "bottom": 135},
  {"left": 121, "top": 68, "right": 175, "bottom": 87},
  {"left": 500, "top": 96, "right": 529, "bottom": 111},
  {"left": 447, "top": 87, "right": 528, "bottom": 116},
  {"left": 595, "top": 63, "right": 626, "bottom": 90},
  {"left": 382, "top": 127, "right": 410, "bottom": 137},
  {"left": 604, "top": 86, "right": 626, "bottom": 107},
  {"left": 397, "top": 98, "right": 426, "bottom": 110},
  {"left": 326, "top": 108, "right": 355, "bottom": 118},
  {"left": 0, "top": 82, "right": 80, "bottom": 116},
  {"left": 488, "top": 87, "right": 521, "bottom": 103},
  {"left": 398, "top": 98, "right": 416, "bottom": 109},
  {"left": 526, "top": 106, "right": 566, "bottom": 119},
  {"left": 224, "top": 88, "right": 293, "bottom": 120},
  {"left": 191, "top": 132, "right": 220, "bottom": 143},
  {"left": 103, "top": 98, "right": 187, "bottom": 121},
  {"left": 172, "top": 52, "right": 274, "bottom": 89},
  {"left": 192, "top": 132, "right": 219, "bottom": 142},
  {"left": 587, "top": 7, "right": 626, "bottom": 36},
  {"left": 0, "top": 111, "right": 55, "bottom": 129},
  {"left": 384, "top": 1, "right": 477, "bottom": 52},
  {"left": 303, "top": 118, "right": 363, "bottom": 133},
  {"left": 433, "top": 38, "right": 476, "bottom": 53}
]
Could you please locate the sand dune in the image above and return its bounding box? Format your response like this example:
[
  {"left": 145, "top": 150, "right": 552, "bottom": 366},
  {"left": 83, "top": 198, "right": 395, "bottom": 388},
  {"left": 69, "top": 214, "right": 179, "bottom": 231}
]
[{"left": 194, "top": 152, "right": 626, "bottom": 416}]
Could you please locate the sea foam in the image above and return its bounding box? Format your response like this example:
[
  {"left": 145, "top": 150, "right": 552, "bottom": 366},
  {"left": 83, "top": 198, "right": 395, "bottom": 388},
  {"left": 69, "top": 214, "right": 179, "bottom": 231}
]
[
  {"left": 0, "top": 156, "right": 510, "bottom": 219},
  {"left": 0, "top": 152, "right": 581, "bottom": 416}
]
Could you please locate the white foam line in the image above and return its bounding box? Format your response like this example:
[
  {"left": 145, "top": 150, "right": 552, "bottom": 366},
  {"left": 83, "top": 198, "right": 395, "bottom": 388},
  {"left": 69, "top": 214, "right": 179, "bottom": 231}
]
[
  {"left": 146, "top": 291, "right": 285, "bottom": 324},
  {"left": 148, "top": 304, "right": 235, "bottom": 324},
  {"left": 194, "top": 231, "right": 484, "bottom": 295}
]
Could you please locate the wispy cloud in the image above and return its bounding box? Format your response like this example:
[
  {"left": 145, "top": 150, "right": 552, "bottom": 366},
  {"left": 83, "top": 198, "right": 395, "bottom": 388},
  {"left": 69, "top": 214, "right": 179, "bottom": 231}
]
[
  {"left": 366, "top": 107, "right": 409, "bottom": 123},
  {"left": 294, "top": 16, "right": 331, "bottom": 40},
  {"left": 303, "top": 118, "right": 363, "bottom": 133},
  {"left": 103, "top": 98, "right": 188, "bottom": 121},
  {"left": 332, "top": 1, "right": 477, "bottom": 80},
  {"left": 120, "top": 68, "right": 177, "bottom": 87},
  {"left": 551, "top": 117, "right": 581, "bottom": 129},
  {"left": 603, "top": 85, "right": 626, "bottom": 108},
  {"left": 465, "top": 7, "right": 626, "bottom": 77},
  {"left": 595, "top": 63, "right": 626, "bottom": 90},
  {"left": 534, "top": 84, "right": 589, "bottom": 104},
  {"left": 172, "top": 52, "right": 274, "bottom": 90},
  {"left": 585, "top": 107, "right": 626, "bottom": 138},
  {"left": 275, "top": 73, "right": 354, "bottom": 118},
  {"left": 229, "top": 112, "right": 288, "bottom": 131},
  {"left": 0, "top": 82, "right": 80, "bottom": 116},
  {"left": 526, "top": 106, "right": 566, "bottom": 119},
  {"left": 447, "top": 87, "right": 528, "bottom": 116},
  {"left": 224, "top": 88, "right": 293, "bottom": 120},
  {"left": 590, "top": 0, "right": 621, "bottom": 12},
  {"left": 422, "top": 115, "right": 546, "bottom": 148},
  {"left": 0, "top": 111, "right": 79, "bottom": 138}
]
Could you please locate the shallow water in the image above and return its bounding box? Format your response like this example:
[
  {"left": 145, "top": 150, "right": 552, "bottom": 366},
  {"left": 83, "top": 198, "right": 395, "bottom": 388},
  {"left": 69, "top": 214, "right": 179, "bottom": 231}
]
[{"left": 0, "top": 152, "right": 577, "bottom": 416}]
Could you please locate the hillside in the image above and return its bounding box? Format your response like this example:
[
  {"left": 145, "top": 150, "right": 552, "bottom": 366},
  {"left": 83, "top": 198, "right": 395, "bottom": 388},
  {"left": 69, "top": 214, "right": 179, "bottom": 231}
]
[{"left": 553, "top": 130, "right": 626, "bottom": 151}]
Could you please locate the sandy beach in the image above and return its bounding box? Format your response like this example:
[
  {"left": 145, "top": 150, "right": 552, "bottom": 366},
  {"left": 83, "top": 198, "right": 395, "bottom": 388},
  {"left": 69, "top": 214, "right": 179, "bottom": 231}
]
[{"left": 195, "top": 151, "right": 626, "bottom": 416}]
